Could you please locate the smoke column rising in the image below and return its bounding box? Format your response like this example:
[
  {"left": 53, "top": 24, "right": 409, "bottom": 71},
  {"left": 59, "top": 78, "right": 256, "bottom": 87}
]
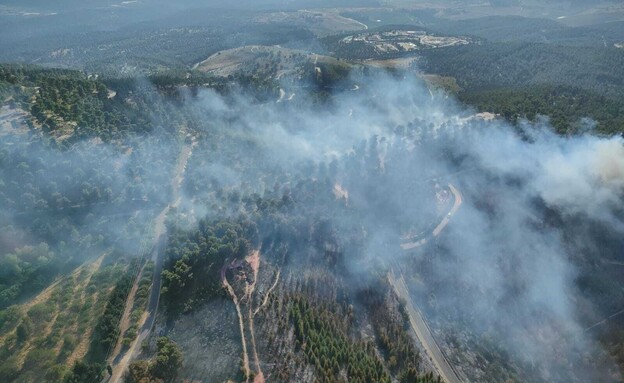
[
  {"left": 179, "top": 73, "right": 623, "bottom": 381},
  {"left": 3, "top": 71, "right": 621, "bottom": 381}
]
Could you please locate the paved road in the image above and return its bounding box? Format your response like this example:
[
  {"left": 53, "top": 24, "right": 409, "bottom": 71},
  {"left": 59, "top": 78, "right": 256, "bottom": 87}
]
[
  {"left": 134, "top": 234, "right": 167, "bottom": 344},
  {"left": 401, "top": 183, "right": 462, "bottom": 250},
  {"left": 392, "top": 183, "right": 464, "bottom": 383},
  {"left": 433, "top": 184, "right": 462, "bottom": 237},
  {"left": 389, "top": 271, "right": 462, "bottom": 383}
]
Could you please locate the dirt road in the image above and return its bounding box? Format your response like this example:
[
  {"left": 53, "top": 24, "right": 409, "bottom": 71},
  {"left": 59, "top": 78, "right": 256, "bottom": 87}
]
[
  {"left": 106, "top": 137, "right": 196, "bottom": 383},
  {"left": 224, "top": 271, "right": 251, "bottom": 380},
  {"left": 246, "top": 250, "right": 264, "bottom": 383},
  {"left": 254, "top": 269, "right": 280, "bottom": 316},
  {"left": 221, "top": 249, "right": 268, "bottom": 383}
]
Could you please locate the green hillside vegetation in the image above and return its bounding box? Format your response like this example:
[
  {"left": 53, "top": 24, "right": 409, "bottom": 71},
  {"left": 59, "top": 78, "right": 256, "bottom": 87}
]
[
  {"left": 0, "top": 65, "right": 152, "bottom": 141},
  {"left": 127, "top": 337, "right": 183, "bottom": 383},
  {"left": 289, "top": 296, "right": 391, "bottom": 383},
  {"left": 427, "top": 16, "right": 622, "bottom": 45},
  {"left": 161, "top": 220, "right": 257, "bottom": 316},
  {"left": 420, "top": 43, "right": 624, "bottom": 98},
  {"left": 460, "top": 86, "right": 624, "bottom": 135},
  {"left": 0, "top": 65, "right": 185, "bottom": 382},
  {"left": 0, "top": 8, "right": 314, "bottom": 76},
  {"left": 0, "top": 256, "right": 127, "bottom": 383},
  {"left": 419, "top": 43, "right": 624, "bottom": 134},
  {"left": 1, "top": 14, "right": 624, "bottom": 380},
  {"left": 87, "top": 263, "right": 135, "bottom": 363}
]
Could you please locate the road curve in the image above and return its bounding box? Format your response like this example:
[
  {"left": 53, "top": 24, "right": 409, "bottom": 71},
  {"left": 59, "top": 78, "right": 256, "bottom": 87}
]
[
  {"left": 401, "top": 183, "right": 462, "bottom": 250},
  {"left": 432, "top": 184, "right": 462, "bottom": 237},
  {"left": 392, "top": 182, "right": 464, "bottom": 383}
]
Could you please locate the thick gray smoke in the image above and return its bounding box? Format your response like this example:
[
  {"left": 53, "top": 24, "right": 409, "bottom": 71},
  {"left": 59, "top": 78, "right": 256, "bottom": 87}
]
[
  {"left": 0, "top": 126, "right": 179, "bottom": 266},
  {"left": 177, "top": 73, "right": 623, "bottom": 381},
  {"left": 2, "top": 70, "right": 622, "bottom": 381}
]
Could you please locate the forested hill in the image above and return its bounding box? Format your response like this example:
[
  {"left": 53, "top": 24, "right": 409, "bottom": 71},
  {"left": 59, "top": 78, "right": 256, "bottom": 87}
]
[
  {"left": 0, "top": 65, "right": 152, "bottom": 142},
  {"left": 420, "top": 43, "right": 624, "bottom": 98},
  {"left": 459, "top": 86, "right": 624, "bottom": 135},
  {"left": 0, "top": 64, "right": 188, "bottom": 383},
  {"left": 419, "top": 43, "right": 624, "bottom": 135},
  {"left": 0, "top": 65, "right": 233, "bottom": 143}
]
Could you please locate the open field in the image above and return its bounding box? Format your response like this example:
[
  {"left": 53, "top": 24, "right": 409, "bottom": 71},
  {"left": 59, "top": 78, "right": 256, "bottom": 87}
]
[
  {"left": 0, "top": 104, "right": 29, "bottom": 136},
  {"left": 195, "top": 45, "right": 347, "bottom": 79}
]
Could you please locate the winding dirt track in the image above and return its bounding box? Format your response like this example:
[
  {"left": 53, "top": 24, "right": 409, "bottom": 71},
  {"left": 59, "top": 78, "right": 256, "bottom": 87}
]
[
  {"left": 432, "top": 184, "right": 462, "bottom": 237},
  {"left": 254, "top": 270, "right": 281, "bottom": 316}
]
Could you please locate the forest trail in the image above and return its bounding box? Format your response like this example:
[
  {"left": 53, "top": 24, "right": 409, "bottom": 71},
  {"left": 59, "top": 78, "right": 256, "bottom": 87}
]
[
  {"left": 107, "top": 136, "right": 196, "bottom": 383},
  {"left": 223, "top": 271, "right": 251, "bottom": 381},
  {"left": 222, "top": 249, "right": 272, "bottom": 383},
  {"left": 254, "top": 269, "right": 281, "bottom": 316},
  {"left": 245, "top": 250, "right": 264, "bottom": 382}
]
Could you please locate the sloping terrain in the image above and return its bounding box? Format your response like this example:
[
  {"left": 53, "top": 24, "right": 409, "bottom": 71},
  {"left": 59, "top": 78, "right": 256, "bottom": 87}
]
[
  {"left": 194, "top": 45, "right": 346, "bottom": 79},
  {"left": 255, "top": 10, "right": 367, "bottom": 36},
  {"left": 0, "top": 253, "right": 124, "bottom": 382}
]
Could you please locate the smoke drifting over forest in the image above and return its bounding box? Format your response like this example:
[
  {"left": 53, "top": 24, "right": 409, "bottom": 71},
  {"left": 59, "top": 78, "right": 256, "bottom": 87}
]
[
  {"left": 173, "top": 73, "right": 623, "bottom": 381},
  {"left": 2, "top": 70, "right": 622, "bottom": 381}
]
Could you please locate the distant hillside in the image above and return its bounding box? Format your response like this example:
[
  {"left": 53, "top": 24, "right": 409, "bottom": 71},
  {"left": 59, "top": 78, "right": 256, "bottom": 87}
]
[
  {"left": 420, "top": 42, "right": 624, "bottom": 98},
  {"left": 194, "top": 45, "right": 345, "bottom": 78}
]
